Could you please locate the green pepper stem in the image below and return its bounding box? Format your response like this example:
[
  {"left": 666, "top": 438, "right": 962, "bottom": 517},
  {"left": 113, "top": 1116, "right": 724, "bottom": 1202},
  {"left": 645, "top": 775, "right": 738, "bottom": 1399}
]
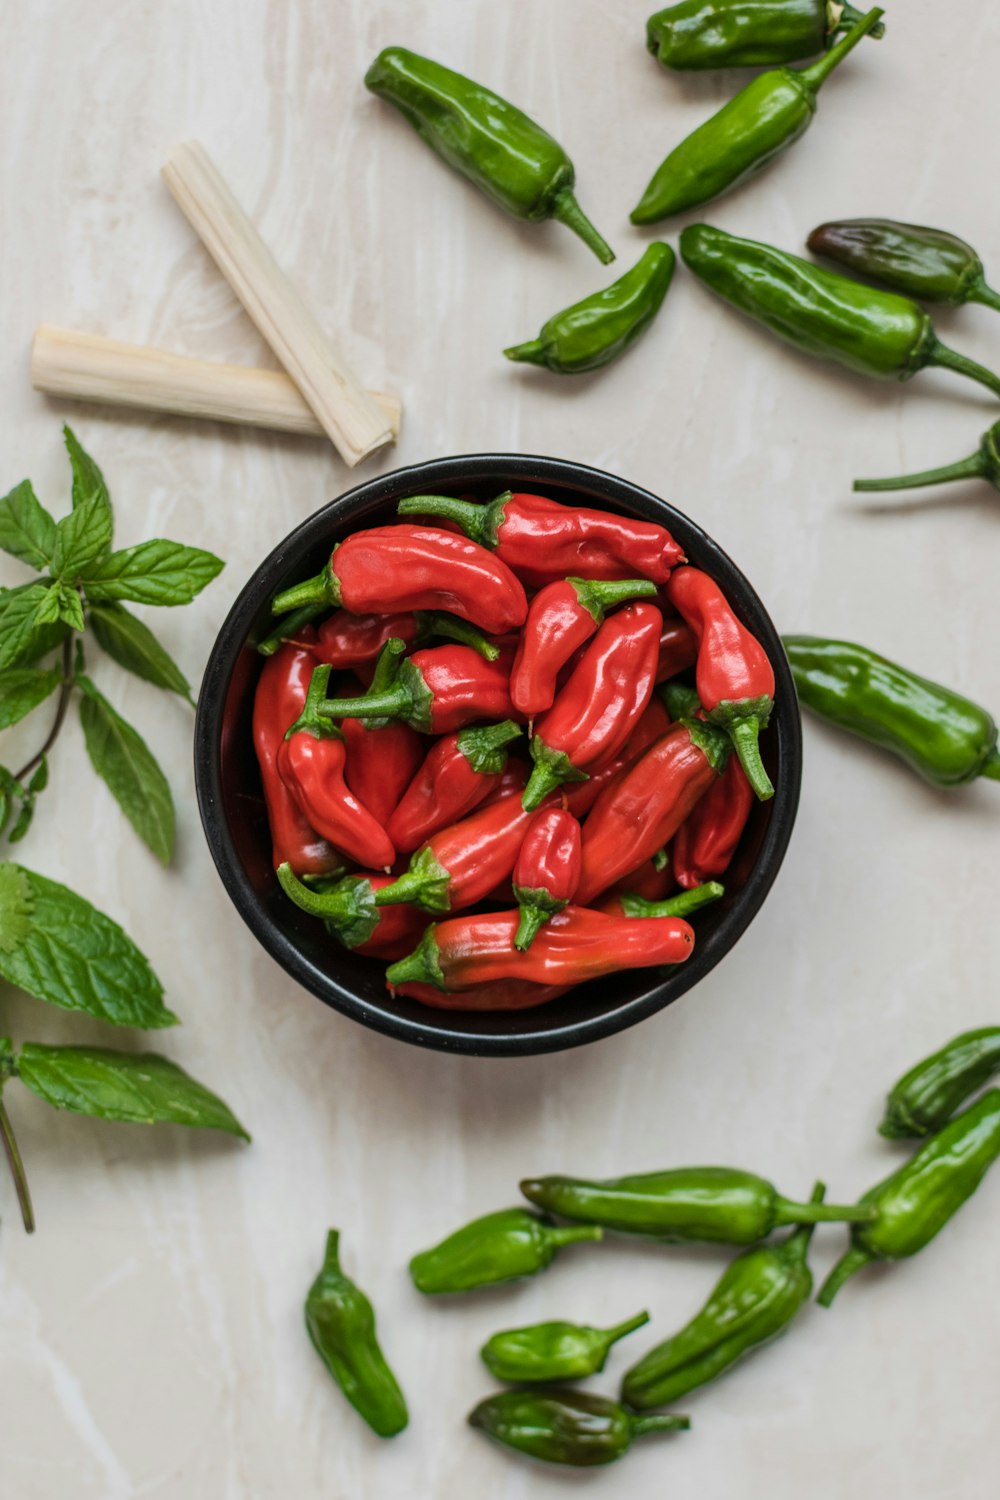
[
  {"left": 773, "top": 1194, "right": 875, "bottom": 1228},
  {"left": 322, "top": 1227, "right": 342, "bottom": 1270},
  {"left": 785, "top": 1181, "right": 827, "bottom": 1259},
  {"left": 621, "top": 882, "right": 724, "bottom": 920},
  {"left": 980, "top": 748, "right": 1000, "bottom": 782},
  {"left": 277, "top": 862, "right": 353, "bottom": 920},
  {"left": 571, "top": 577, "right": 659, "bottom": 622},
  {"left": 272, "top": 563, "right": 340, "bottom": 616},
  {"left": 799, "top": 7, "right": 885, "bottom": 91},
  {"left": 604, "top": 1310, "right": 651, "bottom": 1345},
  {"left": 817, "top": 1246, "right": 874, "bottom": 1307},
  {"left": 727, "top": 719, "right": 775, "bottom": 802},
  {"left": 854, "top": 451, "right": 986, "bottom": 493},
  {"left": 257, "top": 600, "right": 328, "bottom": 656},
  {"left": 0, "top": 1091, "right": 35, "bottom": 1234},
  {"left": 319, "top": 686, "right": 407, "bottom": 724},
  {"left": 397, "top": 493, "right": 493, "bottom": 545},
  {"left": 631, "top": 1414, "right": 691, "bottom": 1438},
  {"left": 547, "top": 1223, "right": 604, "bottom": 1248},
  {"left": 416, "top": 612, "right": 500, "bottom": 661},
  {"left": 514, "top": 904, "right": 549, "bottom": 951},
  {"left": 551, "top": 188, "right": 615, "bottom": 266},
  {"left": 834, "top": 2, "right": 885, "bottom": 38},
  {"left": 968, "top": 277, "right": 1000, "bottom": 316},
  {"left": 503, "top": 338, "right": 547, "bottom": 366},
  {"left": 285, "top": 664, "right": 344, "bottom": 741},
  {"left": 929, "top": 338, "right": 1000, "bottom": 400},
  {"left": 457, "top": 719, "right": 522, "bottom": 774},
  {"left": 385, "top": 927, "right": 445, "bottom": 990},
  {"left": 374, "top": 848, "right": 452, "bottom": 914}
]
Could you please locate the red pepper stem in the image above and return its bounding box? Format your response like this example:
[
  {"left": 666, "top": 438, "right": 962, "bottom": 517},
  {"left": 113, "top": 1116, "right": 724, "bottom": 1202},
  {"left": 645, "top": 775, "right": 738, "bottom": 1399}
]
[
  {"left": 523, "top": 738, "right": 589, "bottom": 811},
  {"left": 980, "top": 748, "right": 1000, "bottom": 782},
  {"left": 620, "top": 882, "right": 724, "bottom": 920},
  {"left": 397, "top": 491, "right": 511, "bottom": 550},
  {"left": 928, "top": 338, "right": 1000, "bottom": 400},
  {"left": 969, "top": 278, "right": 1000, "bottom": 316},
  {"left": 457, "top": 720, "right": 523, "bottom": 774},
  {"left": 816, "top": 1246, "right": 874, "bottom": 1307},
  {"left": 272, "top": 560, "right": 341, "bottom": 615},
  {"left": 570, "top": 577, "right": 659, "bottom": 622},
  {"left": 798, "top": 7, "right": 884, "bottom": 91},
  {"left": 504, "top": 338, "right": 546, "bottom": 366},
  {"left": 514, "top": 903, "right": 552, "bottom": 952},
  {"left": 374, "top": 846, "right": 452, "bottom": 914},
  {"left": 550, "top": 187, "right": 616, "bottom": 266},
  {"left": 631, "top": 1415, "right": 691, "bottom": 1438},
  {"left": 257, "top": 601, "right": 327, "bottom": 656},
  {"left": 276, "top": 862, "right": 355, "bottom": 920},
  {"left": 386, "top": 927, "right": 445, "bottom": 990},
  {"left": 853, "top": 451, "right": 986, "bottom": 493},
  {"left": 283, "top": 664, "right": 344, "bottom": 741},
  {"left": 415, "top": 612, "right": 500, "bottom": 661}
]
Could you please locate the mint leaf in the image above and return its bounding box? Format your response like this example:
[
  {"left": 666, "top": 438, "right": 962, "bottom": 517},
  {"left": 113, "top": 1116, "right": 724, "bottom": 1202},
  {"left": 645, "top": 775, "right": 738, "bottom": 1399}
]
[
  {"left": 9, "top": 618, "right": 69, "bottom": 670},
  {"left": 51, "top": 492, "right": 114, "bottom": 580},
  {"left": 81, "top": 540, "right": 223, "bottom": 607},
  {"left": 63, "top": 425, "right": 112, "bottom": 517},
  {"left": 7, "top": 799, "right": 35, "bottom": 844},
  {"left": 0, "top": 668, "right": 61, "bottom": 729},
  {"left": 54, "top": 583, "right": 85, "bottom": 633},
  {"left": 0, "top": 864, "right": 33, "bottom": 953},
  {"left": 0, "top": 480, "right": 57, "bottom": 570},
  {"left": 0, "top": 585, "right": 57, "bottom": 670},
  {"left": 89, "top": 603, "right": 194, "bottom": 703},
  {"left": 0, "top": 862, "right": 176, "bottom": 1027},
  {"left": 15, "top": 1043, "right": 249, "bottom": 1139},
  {"left": 77, "top": 676, "right": 175, "bottom": 864}
]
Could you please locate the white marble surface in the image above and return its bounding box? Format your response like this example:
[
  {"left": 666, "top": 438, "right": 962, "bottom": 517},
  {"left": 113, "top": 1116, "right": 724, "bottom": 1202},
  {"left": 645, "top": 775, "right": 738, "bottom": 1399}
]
[{"left": 2, "top": 1, "right": 999, "bottom": 1495}]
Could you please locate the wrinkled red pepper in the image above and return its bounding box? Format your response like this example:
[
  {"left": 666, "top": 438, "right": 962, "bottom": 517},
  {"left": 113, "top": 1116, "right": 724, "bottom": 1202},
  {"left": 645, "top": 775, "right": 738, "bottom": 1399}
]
[
  {"left": 673, "top": 755, "right": 754, "bottom": 889},
  {"left": 276, "top": 864, "right": 426, "bottom": 960},
  {"left": 513, "top": 807, "right": 582, "bottom": 950},
  {"left": 564, "top": 694, "right": 672, "bottom": 816},
  {"left": 656, "top": 617, "right": 699, "bottom": 683},
  {"left": 395, "top": 978, "right": 572, "bottom": 1011},
  {"left": 387, "top": 720, "right": 522, "bottom": 854},
  {"left": 511, "top": 577, "right": 658, "bottom": 717},
  {"left": 313, "top": 608, "right": 499, "bottom": 668}
]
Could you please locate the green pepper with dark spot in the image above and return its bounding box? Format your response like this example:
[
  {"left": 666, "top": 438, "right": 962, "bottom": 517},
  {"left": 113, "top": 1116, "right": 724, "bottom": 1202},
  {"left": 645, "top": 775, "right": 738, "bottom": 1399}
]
[
  {"left": 855, "top": 420, "right": 1000, "bottom": 498},
  {"left": 481, "top": 1311, "right": 650, "bottom": 1384},
  {"left": 631, "top": 8, "right": 883, "bottom": 223},
  {"left": 681, "top": 225, "right": 1000, "bottom": 399},
  {"left": 880, "top": 1030, "right": 1000, "bottom": 1140},
  {"left": 647, "top": 0, "right": 883, "bottom": 70},
  {"left": 783, "top": 636, "right": 1000, "bottom": 787},
  {"left": 807, "top": 219, "right": 1000, "bottom": 313},
  {"left": 468, "top": 1389, "right": 690, "bottom": 1467},
  {"left": 504, "top": 244, "right": 675, "bottom": 375},
  {"left": 409, "top": 1208, "right": 602, "bottom": 1294},
  {"left": 304, "top": 1230, "right": 408, "bottom": 1438},
  {"left": 365, "top": 47, "right": 614, "bottom": 264},
  {"left": 819, "top": 1090, "right": 1000, "bottom": 1306}
]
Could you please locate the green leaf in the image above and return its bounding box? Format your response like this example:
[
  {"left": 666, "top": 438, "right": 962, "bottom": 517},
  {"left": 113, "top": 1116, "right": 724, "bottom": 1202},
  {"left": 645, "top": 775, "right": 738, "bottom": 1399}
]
[
  {"left": 28, "top": 758, "right": 48, "bottom": 794},
  {"left": 0, "top": 480, "right": 57, "bottom": 570},
  {"left": 51, "top": 492, "right": 114, "bottom": 580},
  {"left": 0, "top": 584, "right": 57, "bottom": 670},
  {"left": 7, "top": 800, "right": 35, "bottom": 844},
  {"left": 15, "top": 1042, "right": 249, "bottom": 1138},
  {"left": 0, "top": 862, "right": 177, "bottom": 1028},
  {"left": 81, "top": 540, "right": 224, "bottom": 607},
  {"left": 9, "top": 618, "right": 69, "bottom": 670},
  {"left": 0, "top": 668, "right": 61, "bottom": 729},
  {"left": 54, "top": 583, "right": 85, "bottom": 633},
  {"left": 89, "top": 602, "right": 194, "bottom": 703},
  {"left": 77, "top": 676, "right": 175, "bottom": 864},
  {"left": 63, "top": 425, "right": 112, "bottom": 517},
  {"left": 0, "top": 864, "right": 34, "bottom": 953}
]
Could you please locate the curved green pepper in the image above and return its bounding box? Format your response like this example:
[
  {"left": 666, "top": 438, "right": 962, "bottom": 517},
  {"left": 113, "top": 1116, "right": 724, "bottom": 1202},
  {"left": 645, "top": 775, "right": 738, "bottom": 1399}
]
[
  {"left": 647, "top": 0, "right": 883, "bottom": 70},
  {"left": 520, "top": 1167, "right": 873, "bottom": 1245},
  {"left": 880, "top": 1030, "right": 1000, "bottom": 1140},
  {"left": 681, "top": 224, "right": 1000, "bottom": 398},
  {"left": 819, "top": 1090, "right": 1000, "bottom": 1306},
  {"left": 409, "top": 1207, "right": 602, "bottom": 1294},
  {"left": 808, "top": 219, "right": 1000, "bottom": 313},
  {"left": 481, "top": 1311, "right": 650, "bottom": 1384},
  {"left": 504, "top": 244, "right": 675, "bottom": 375},
  {"left": 304, "top": 1230, "right": 408, "bottom": 1437},
  {"left": 622, "top": 1183, "right": 824, "bottom": 1408},
  {"left": 468, "top": 1389, "right": 689, "bottom": 1466},
  {"left": 855, "top": 420, "right": 1000, "bottom": 497},
  {"left": 631, "top": 8, "right": 883, "bottom": 223},
  {"left": 365, "top": 47, "right": 613, "bottom": 263},
  {"left": 783, "top": 636, "right": 1000, "bottom": 787}
]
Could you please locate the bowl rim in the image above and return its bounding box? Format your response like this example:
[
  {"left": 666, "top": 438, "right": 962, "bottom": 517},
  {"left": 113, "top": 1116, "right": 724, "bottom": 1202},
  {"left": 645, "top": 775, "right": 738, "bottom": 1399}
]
[{"left": 194, "top": 452, "right": 801, "bottom": 1057}]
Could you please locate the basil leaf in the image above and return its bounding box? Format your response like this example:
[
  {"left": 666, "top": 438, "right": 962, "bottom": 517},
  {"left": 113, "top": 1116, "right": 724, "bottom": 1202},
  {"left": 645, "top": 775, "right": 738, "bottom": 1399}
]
[
  {"left": 51, "top": 492, "right": 114, "bottom": 580},
  {"left": 89, "top": 602, "right": 194, "bottom": 703},
  {"left": 81, "top": 540, "right": 224, "bottom": 606},
  {"left": 63, "top": 425, "right": 112, "bottom": 516},
  {"left": 0, "top": 584, "right": 57, "bottom": 670},
  {"left": 15, "top": 1043, "right": 249, "bottom": 1139},
  {"left": 77, "top": 676, "right": 175, "bottom": 864},
  {"left": 0, "top": 862, "right": 177, "bottom": 1027},
  {"left": 0, "top": 668, "right": 61, "bottom": 729},
  {"left": 0, "top": 480, "right": 57, "bottom": 570}
]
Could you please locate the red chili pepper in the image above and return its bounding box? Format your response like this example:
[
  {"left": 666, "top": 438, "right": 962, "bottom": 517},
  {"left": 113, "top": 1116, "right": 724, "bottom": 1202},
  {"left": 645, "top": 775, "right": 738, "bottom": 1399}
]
[
  {"left": 604, "top": 849, "right": 674, "bottom": 905},
  {"left": 340, "top": 717, "right": 426, "bottom": 829},
  {"left": 513, "top": 808, "right": 583, "bottom": 951},
  {"left": 270, "top": 523, "right": 528, "bottom": 635},
  {"left": 313, "top": 608, "right": 500, "bottom": 669},
  {"left": 480, "top": 758, "right": 531, "bottom": 807},
  {"left": 387, "top": 721, "right": 523, "bottom": 854},
  {"left": 666, "top": 566, "right": 776, "bottom": 801},
  {"left": 673, "top": 755, "right": 754, "bottom": 890},
  {"left": 598, "top": 882, "right": 725, "bottom": 921},
  {"left": 511, "top": 577, "right": 658, "bottom": 717},
  {"left": 396, "top": 491, "right": 684, "bottom": 587},
  {"left": 252, "top": 638, "right": 341, "bottom": 875},
  {"left": 522, "top": 603, "right": 661, "bottom": 809},
  {"left": 385, "top": 905, "right": 695, "bottom": 992},
  {"left": 276, "top": 864, "right": 426, "bottom": 961},
  {"left": 564, "top": 696, "right": 672, "bottom": 816},
  {"left": 656, "top": 617, "right": 699, "bottom": 683},
  {"left": 395, "top": 979, "right": 572, "bottom": 1011}
]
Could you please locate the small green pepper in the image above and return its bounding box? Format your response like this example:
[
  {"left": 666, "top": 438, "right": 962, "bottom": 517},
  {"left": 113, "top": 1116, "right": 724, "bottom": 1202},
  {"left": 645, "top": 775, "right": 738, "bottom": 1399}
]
[
  {"left": 880, "top": 1030, "right": 1000, "bottom": 1140},
  {"left": 819, "top": 1091, "right": 1000, "bottom": 1306},
  {"left": 681, "top": 225, "right": 1000, "bottom": 399},
  {"left": 365, "top": 47, "right": 614, "bottom": 263},
  {"left": 481, "top": 1311, "right": 650, "bottom": 1384},
  {"left": 622, "top": 1183, "right": 825, "bottom": 1408},
  {"left": 504, "top": 244, "right": 675, "bottom": 375},
  {"left": 409, "top": 1207, "right": 602, "bottom": 1294},
  {"left": 631, "top": 8, "right": 883, "bottom": 223},
  {"left": 647, "top": 0, "right": 883, "bottom": 70},
  {"left": 854, "top": 420, "right": 1000, "bottom": 498},
  {"left": 783, "top": 636, "right": 1000, "bottom": 788},
  {"left": 468, "top": 1389, "right": 690, "bottom": 1467},
  {"left": 807, "top": 219, "right": 1000, "bottom": 313},
  {"left": 304, "top": 1230, "right": 408, "bottom": 1437}
]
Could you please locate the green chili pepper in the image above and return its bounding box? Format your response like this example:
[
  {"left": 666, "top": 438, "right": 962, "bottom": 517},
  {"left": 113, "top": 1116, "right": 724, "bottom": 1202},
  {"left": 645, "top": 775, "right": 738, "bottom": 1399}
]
[
  {"left": 819, "top": 1090, "right": 1000, "bottom": 1306},
  {"left": 631, "top": 8, "right": 883, "bottom": 223},
  {"left": 520, "top": 1167, "right": 873, "bottom": 1246},
  {"left": 468, "top": 1389, "right": 690, "bottom": 1467},
  {"left": 409, "top": 1208, "right": 602, "bottom": 1295},
  {"left": 807, "top": 219, "right": 1000, "bottom": 313},
  {"left": 504, "top": 244, "right": 675, "bottom": 375},
  {"left": 304, "top": 1230, "right": 408, "bottom": 1438},
  {"left": 783, "top": 636, "right": 1000, "bottom": 788},
  {"left": 681, "top": 225, "right": 1000, "bottom": 399},
  {"left": 880, "top": 1030, "right": 1000, "bottom": 1140},
  {"left": 365, "top": 47, "right": 614, "bottom": 264},
  {"left": 481, "top": 1311, "right": 650, "bottom": 1384},
  {"left": 854, "top": 420, "right": 1000, "bottom": 497},
  {"left": 647, "top": 0, "right": 883, "bottom": 70},
  {"left": 622, "top": 1183, "right": 825, "bottom": 1408}
]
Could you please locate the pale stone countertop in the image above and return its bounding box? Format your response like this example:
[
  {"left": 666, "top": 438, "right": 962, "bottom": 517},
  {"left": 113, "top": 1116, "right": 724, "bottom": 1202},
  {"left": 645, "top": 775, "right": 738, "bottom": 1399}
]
[{"left": 2, "top": 2, "right": 998, "bottom": 1496}]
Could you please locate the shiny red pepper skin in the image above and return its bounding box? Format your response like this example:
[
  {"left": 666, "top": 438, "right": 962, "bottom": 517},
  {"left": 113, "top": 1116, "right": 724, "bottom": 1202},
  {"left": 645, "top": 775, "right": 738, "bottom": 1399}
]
[
  {"left": 387, "top": 721, "right": 522, "bottom": 854},
  {"left": 395, "top": 979, "right": 572, "bottom": 1011},
  {"left": 311, "top": 641, "right": 520, "bottom": 735},
  {"left": 673, "top": 755, "right": 754, "bottom": 889},
  {"left": 341, "top": 718, "right": 425, "bottom": 829},
  {"left": 375, "top": 789, "right": 539, "bottom": 914},
  {"left": 564, "top": 696, "right": 672, "bottom": 815},
  {"left": 313, "top": 607, "right": 501, "bottom": 669},
  {"left": 513, "top": 808, "right": 583, "bottom": 950},
  {"left": 278, "top": 729, "right": 396, "bottom": 870},
  {"left": 511, "top": 577, "right": 658, "bottom": 717},
  {"left": 656, "top": 617, "right": 699, "bottom": 683}
]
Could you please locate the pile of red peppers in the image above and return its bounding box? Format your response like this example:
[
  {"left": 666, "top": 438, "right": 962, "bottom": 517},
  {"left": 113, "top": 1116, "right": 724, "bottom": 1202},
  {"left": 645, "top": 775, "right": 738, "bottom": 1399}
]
[{"left": 253, "top": 489, "right": 777, "bottom": 1010}]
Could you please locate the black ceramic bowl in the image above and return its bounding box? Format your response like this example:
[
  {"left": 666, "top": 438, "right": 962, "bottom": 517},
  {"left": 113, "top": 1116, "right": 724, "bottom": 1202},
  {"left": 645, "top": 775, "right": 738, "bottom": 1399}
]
[{"left": 195, "top": 454, "right": 800, "bottom": 1057}]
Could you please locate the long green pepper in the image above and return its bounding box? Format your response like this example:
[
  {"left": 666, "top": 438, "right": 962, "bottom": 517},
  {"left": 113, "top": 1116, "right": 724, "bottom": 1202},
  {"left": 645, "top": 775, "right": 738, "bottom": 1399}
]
[
  {"left": 881, "top": 1030, "right": 1000, "bottom": 1140},
  {"left": 481, "top": 1311, "right": 650, "bottom": 1384},
  {"left": 647, "top": 0, "right": 884, "bottom": 71},
  {"left": 468, "top": 1389, "right": 689, "bottom": 1467},
  {"left": 409, "top": 1207, "right": 602, "bottom": 1294}
]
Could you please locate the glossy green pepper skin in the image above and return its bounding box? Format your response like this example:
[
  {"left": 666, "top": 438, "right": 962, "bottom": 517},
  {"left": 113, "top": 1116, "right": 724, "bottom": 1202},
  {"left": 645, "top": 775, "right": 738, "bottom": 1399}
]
[
  {"left": 304, "top": 1230, "right": 408, "bottom": 1437},
  {"left": 808, "top": 219, "right": 1000, "bottom": 312},
  {"left": 681, "top": 225, "right": 1000, "bottom": 398},
  {"left": 504, "top": 244, "right": 675, "bottom": 375},
  {"left": 631, "top": 8, "right": 882, "bottom": 222},
  {"left": 783, "top": 636, "right": 1000, "bottom": 788},
  {"left": 819, "top": 1090, "right": 1000, "bottom": 1306},
  {"left": 468, "top": 1389, "right": 689, "bottom": 1466},
  {"left": 622, "top": 1184, "right": 824, "bottom": 1408},
  {"left": 520, "top": 1167, "right": 873, "bottom": 1246},
  {"left": 409, "top": 1208, "right": 602, "bottom": 1294},
  {"left": 881, "top": 1030, "right": 1000, "bottom": 1139},
  {"left": 647, "top": 0, "right": 882, "bottom": 70},
  {"left": 481, "top": 1311, "right": 650, "bottom": 1383},
  {"left": 365, "top": 47, "right": 614, "bottom": 264},
  {"left": 855, "top": 420, "right": 1000, "bottom": 497}
]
